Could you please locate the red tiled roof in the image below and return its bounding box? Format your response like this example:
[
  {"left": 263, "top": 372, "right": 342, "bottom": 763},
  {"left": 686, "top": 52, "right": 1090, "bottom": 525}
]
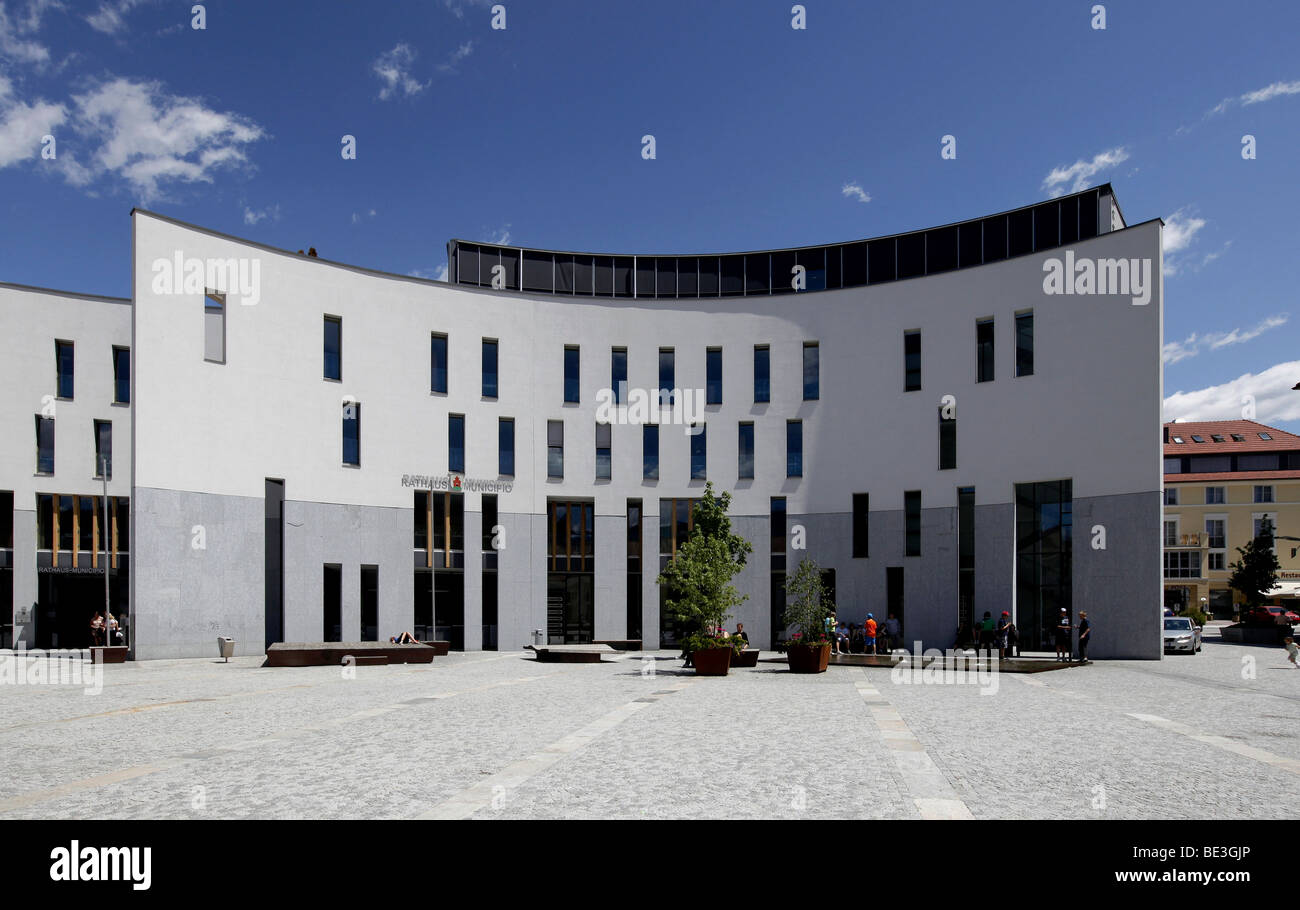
[
  {"left": 1166, "top": 469, "right": 1300, "bottom": 483},
  {"left": 1163, "top": 419, "right": 1300, "bottom": 455}
]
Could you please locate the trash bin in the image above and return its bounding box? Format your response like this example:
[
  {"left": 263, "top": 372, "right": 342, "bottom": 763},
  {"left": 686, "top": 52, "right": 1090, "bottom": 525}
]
[
  {"left": 217, "top": 637, "right": 235, "bottom": 662},
  {"left": 532, "top": 629, "right": 545, "bottom": 648}
]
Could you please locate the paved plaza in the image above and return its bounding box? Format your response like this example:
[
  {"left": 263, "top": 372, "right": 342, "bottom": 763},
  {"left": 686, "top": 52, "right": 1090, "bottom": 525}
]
[{"left": 1, "top": 624, "right": 1297, "bottom": 820}]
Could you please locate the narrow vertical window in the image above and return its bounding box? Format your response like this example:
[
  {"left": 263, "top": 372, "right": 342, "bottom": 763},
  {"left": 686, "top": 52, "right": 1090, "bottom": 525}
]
[
  {"left": 596, "top": 422, "right": 612, "bottom": 480},
  {"left": 643, "top": 424, "right": 659, "bottom": 480},
  {"left": 1015, "top": 311, "right": 1034, "bottom": 377},
  {"left": 323, "top": 315, "right": 342, "bottom": 380},
  {"left": 547, "top": 420, "right": 564, "bottom": 479},
  {"left": 498, "top": 417, "right": 515, "bottom": 476},
  {"left": 903, "top": 331, "right": 921, "bottom": 391},
  {"left": 976, "top": 318, "right": 995, "bottom": 382},
  {"left": 204, "top": 294, "right": 225, "bottom": 363},
  {"left": 112, "top": 346, "right": 130, "bottom": 404},
  {"left": 852, "top": 493, "right": 869, "bottom": 558},
  {"left": 786, "top": 420, "right": 803, "bottom": 478},
  {"left": 803, "top": 341, "right": 819, "bottom": 400},
  {"left": 482, "top": 338, "right": 498, "bottom": 398},
  {"left": 323, "top": 564, "right": 342, "bottom": 642},
  {"left": 564, "top": 345, "right": 580, "bottom": 403},
  {"left": 35, "top": 415, "right": 54, "bottom": 474},
  {"left": 690, "top": 424, "right": 707, "bottom": 480},
  {"left": 611, "top": 347, "right": 627, "bottom": 404},
  {"left": 342, "top": 401, "right": 361, "bottom": 466},
  {"left": 430, "top": 332, "right": 448, "bottom": 394},
  {"left": 448, "top": 414, "right": 465, "bottom": 473},
  {"left": 738, "top": 422, "right": 755, "bottom": 479},
  {"left": 754, "top": 344, "right": 770, "bottom": 402},
  {"left": 55, "top": 340, "right": 75, "bottom": 398},
  {"left": 658, "top": 348, "right": 675, "bottom": 406},
  {"left": 905, "top": 491, "right": 922, "bottom": 556},
  {"left": 706, "top": 347, "right": 723, "bottom": 405},
  {"left": 94, "top": 420, "right": 112, "bottom": 479},
  {"left": 939, "top": 407, "right": 956, "bottom": 470},
  {"left": 360, "top": 565, "right": 378, "bottom": 642},
  {"left": 771, "top": 497, "right": 787, "bottom": 555}
]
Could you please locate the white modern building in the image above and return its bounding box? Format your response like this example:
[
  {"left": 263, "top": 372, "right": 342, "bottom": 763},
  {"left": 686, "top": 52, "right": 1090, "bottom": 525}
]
[{"left": 1, "top": 184, "right": 1164, "bottom": 659}]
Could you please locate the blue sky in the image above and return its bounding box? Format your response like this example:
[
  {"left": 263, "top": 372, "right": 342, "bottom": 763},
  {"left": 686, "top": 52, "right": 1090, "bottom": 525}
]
[{"left": 1, "top": 0, "right": 1297, "bottom": 431}]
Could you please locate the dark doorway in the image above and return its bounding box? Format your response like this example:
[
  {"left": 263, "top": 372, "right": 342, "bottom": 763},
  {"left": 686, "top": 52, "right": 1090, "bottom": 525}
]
[
  {"left": 36, "top": 570, "right": 126, "bottom": 649},
  {"left": 414, "top": 569, "right": 433, "bottom": 641},
  {"left": 323, "top": 563, "right": 342, "bottom": 642},
  {"left": 770, "top": 571, "right": 786, "bottom": 647},
  {"left": 549, "top": 573, "right": 594, "bottom": 643},
  {"left": 435, "top": 570, "right": 464, "bottom": 650},
  {"left": 264, "top": 479, "right": 285, "bottom": 649},
  {"left": 360, "top": 564, "right": 378, "bottom": 642},
  {"left": 886, "top": 566, "right": 904, "bottom": 641}
]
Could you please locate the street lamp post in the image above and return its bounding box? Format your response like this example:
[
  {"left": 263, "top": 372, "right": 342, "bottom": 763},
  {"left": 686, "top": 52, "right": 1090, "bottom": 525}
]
[{"left": 101, "top": 454, "right": 111, "bottom": 648}]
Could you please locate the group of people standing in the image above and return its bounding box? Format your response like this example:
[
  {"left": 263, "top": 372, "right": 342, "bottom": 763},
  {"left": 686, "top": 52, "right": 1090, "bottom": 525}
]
[
  {"left": 957, "top": 609, "right": 1092, "bottom": 662},
  {"left": 827, "top": 612, "right": 902, "bottom": 655},
  {"left": 89, "top": 612, "right": 124, "bottom": 647}
]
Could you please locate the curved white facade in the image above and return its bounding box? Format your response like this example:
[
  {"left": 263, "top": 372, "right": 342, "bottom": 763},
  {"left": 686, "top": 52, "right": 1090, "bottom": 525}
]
[{"left": 120, "top": 189, "right": 1164, "bottom": 661}]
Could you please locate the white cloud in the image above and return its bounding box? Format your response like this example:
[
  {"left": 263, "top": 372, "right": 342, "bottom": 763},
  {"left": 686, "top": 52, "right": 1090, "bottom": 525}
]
[
  {"left": 488, "top": 224, "right": 510, "bottom": 245},
  {"left": 85, "top": 0, "right": 152, "bottom": 35},
  {"left": 437, "top": 40, "right": 474, "bottom": 74},
  {"left": 62, "top": 77, "right": 263, "bottom": 202},
  {"left": 243, "top": 203, "right": 280, "bottom": 226},
  {"left": 1162, "top": 314, "right": 1289, "bottom": 364},
  {"left": 373, "top": 43, "right": 428, "bottom": 100},
  {"left": 1241, "top": 79, "right": 1300, "bottom": 106},
  {"left": 1162, "top": 207, "right": 1208, "bottom": 276},
  {"left": 0, "top": 0, "right": 57, "bottom": 65},
  {"left": 409, "top": 263, "right": 448, "bottom": 282},
  {"left": 442, "top": 0, "right": 493, "bottom": 19},
  {"left": 1041, "top": 146, "right": 1129, "bottom": 197},
  {"left": 350, "top": 208, "right": 377, "bottom": 224},
  {"left": 1163, "top": 360, "right": 1300, "bottom": 424},
  {"left": 841, "top": 181, "right": 871, "bottom": 204},
  {"left": 0, "top": 74, "right": 64, "bottom": 167}
]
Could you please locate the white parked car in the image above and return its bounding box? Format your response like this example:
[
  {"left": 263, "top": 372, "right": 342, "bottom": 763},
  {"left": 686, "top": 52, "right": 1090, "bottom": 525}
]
[{"left": 1162, "top": 617, "right": 1202, "bottom": 654}]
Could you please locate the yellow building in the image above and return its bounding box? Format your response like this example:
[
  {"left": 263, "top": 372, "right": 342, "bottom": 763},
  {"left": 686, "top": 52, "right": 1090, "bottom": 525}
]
[{"left": 1163, "top": 420, "right": 1300, "bottom": 617}]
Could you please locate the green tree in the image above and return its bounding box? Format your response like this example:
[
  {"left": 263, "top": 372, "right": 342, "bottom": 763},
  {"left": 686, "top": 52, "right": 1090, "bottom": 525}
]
[
  {"left": 783, "top": 555, "right": 835, "bottom": 641},
  {"left": 657, "top": 482, "right": 753, "bottom": 643},
  {"left": 1228, "top": 517, "right": 1280, "bottom": 609}
]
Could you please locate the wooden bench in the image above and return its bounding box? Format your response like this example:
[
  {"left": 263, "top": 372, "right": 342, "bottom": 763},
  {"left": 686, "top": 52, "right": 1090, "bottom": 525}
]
[
  {"left": 265, "top": 642, "right": 435, "bottom": 667},
  {"left": 531, "top": 644, "right": 617, "bottom": 664},
  {"left": 593, "top": 639, "right": 642, "bottom": 651},
  {"left": 88, "top": 646, "right": 128, "bottom": 664},
  {"left": 418, "top": 641, "right": 451, "bottom": 656},
  {"left": 348, "top": 654, "right": 388, "bottom": 666}
]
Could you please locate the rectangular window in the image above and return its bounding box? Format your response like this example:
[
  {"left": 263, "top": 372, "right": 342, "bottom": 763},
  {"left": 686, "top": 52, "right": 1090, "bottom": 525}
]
[
  {"left": 643, "top": 424, "right": 659, "bottom": 480},
  {"left": 904, "top": 490, "right": 922, "bottom": 557},
  {"left": 1208, "top": 553, "right": 1226, "bottom": 571},
  {"left": 1163, "top": 520, "right": 1179, "bottom": 547},
  {"left": 35, "top": 416, "right": 54, "bottom": 474},
  {"left": 1163, "top": 551, "right": 1202, "bottom": 579},
  {"left": 204, "top": 294, "right": 225, "bottom": 363},
  {"left": 803, "top": 342, "right": 819, "bottom": 400},
  {"left": 904, "top": 331, "right": 921, "bottom": 391},
  {"left": 55, "top": 340, "right": 74, "bottom": 398},
  {"left": 738, "top": 422, "right": 755, "bottom": 480},
  {"left": 1205, "top": 486, "right": 1225, "bottom": 505},
  {"left": 706, "top": 348, "right": 723, "bottom": 405},
  {"left": 323, "top": 315, "right": 342, "bottom": 380},
  {"left": 1205, "top": 518, "right": 1226, "bottom": 550},
  {"left": 1253, "top": 514, "right": 1277, "bottom": 541},
  {"left": 754, "top": 344, "right": 770, "bottom": 403},
  {"left": 498, "top": 418, "right": 515, "bottom": 476},
  {"left": 482, "top": 339, "right": 498, "bottom": 398},
  {"left": 483, "top": 494, "right": 498, "bottom": 551},
  {"left": 596, "top": 422, "right": 612, "bottom": 480},
  {"left": 938, "top": 408, "right": 956, "bottom": 470},
  {"left": 564, "top": 345, "right": 580, "bottom": 403},
  {"left": 771, "top": 497, "right": 787, "bottom": 555},
  {"left": 1254, "top": 485, "right": 1274, "bottom": 504},
  {"left": 448, "top": 414, "right": 465, "bottom": 473},
  {"left": 94, "top": 420, "right": 112, "bottom": 479},
  {"left": 1015, "top": 312, "right": 1034, "bottom": 377},
  {"left": 1164, "top": 487, "right": 1178, "bottom": 506},
  {"left": 342, "top": 401, "right": 361, "bottom": 466},
  {"left": 976, "top": 318, "right": 994, "bottom": 382},
  {"left": 547, "top": 420, "right": 564, "bottom": 479},
  {"left": 852, "top": 493, "right": 869, "bottom": 558},
  {"left": 611, "top": 347, "right": 627, "bottom": 404},
  {"left": 627, "top": 499, "right": 643, "bottom": 641},
  {"left": 690, "top": 424, "right": 706, "bottom": 480},
  {"left": 786, "top": 420, "right": 803, "bottom": 478},
  {"left": 112, "top": 346, "right": 130, "bottom": 404},
  {"left": 430, "top": 333, "right": 448, "bottom": 393},
  {"left": 658, "top": 348, "right": 675, "bottom": 406},
  {"left": 360, "top": 565, "right": 378, "bottom": 642}
]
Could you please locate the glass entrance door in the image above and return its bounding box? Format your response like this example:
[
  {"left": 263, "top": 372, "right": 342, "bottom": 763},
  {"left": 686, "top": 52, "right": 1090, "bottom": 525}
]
[{"left": 547, "top": 573, "right": 593, "bottom": 643}]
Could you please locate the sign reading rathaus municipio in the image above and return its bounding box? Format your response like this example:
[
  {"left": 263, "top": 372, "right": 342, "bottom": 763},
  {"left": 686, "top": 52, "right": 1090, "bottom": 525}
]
[{"left": 400, "top": 473, "right": 513, "bottom": 494}]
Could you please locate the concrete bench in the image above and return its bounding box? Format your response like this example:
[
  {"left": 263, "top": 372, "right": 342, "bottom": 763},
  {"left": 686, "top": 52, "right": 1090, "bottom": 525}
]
[
  {"left": 265, "top": 642, "right": 436, "bottom": 667},
  {"left": 530, "top": 644, "right": 618, "bottom": 664},
  {"left": 593, "top": 639, "right": 642, "bottom": 651}
]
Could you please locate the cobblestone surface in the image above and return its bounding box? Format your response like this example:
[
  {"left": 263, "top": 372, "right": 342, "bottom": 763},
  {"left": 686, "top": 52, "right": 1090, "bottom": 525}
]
[{"left": 0, "top": 629, "right": 1295, "bottom": 819}]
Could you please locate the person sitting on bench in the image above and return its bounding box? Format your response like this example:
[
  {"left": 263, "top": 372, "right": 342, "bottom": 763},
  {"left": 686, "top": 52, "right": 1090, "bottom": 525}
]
[{"left": 391, "top": 631, "right": 417, "bottom": 644}]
